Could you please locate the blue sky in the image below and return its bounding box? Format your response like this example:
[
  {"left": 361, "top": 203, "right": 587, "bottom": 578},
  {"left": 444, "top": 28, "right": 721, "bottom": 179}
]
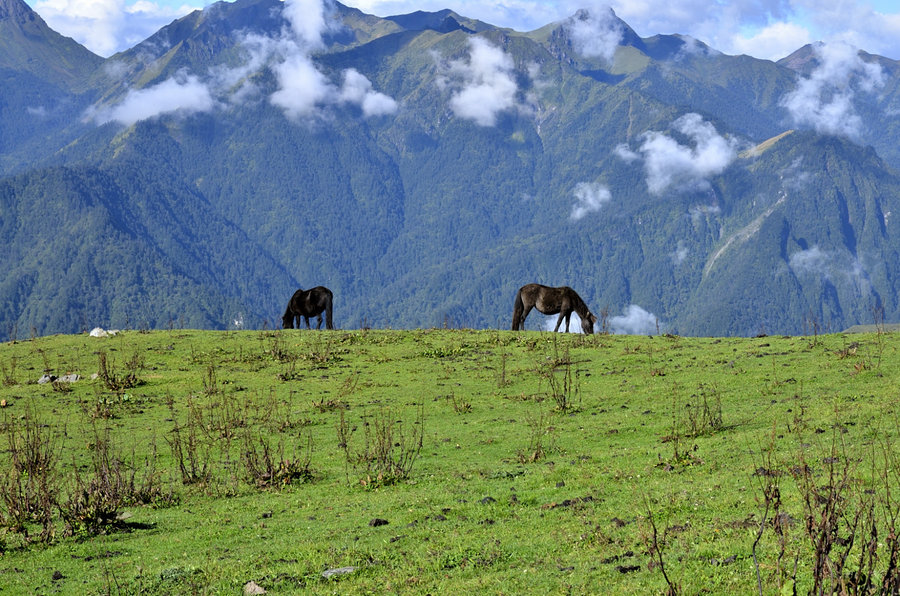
[{"left": 25, "top": 0, "right": 900, "bottom": 61}]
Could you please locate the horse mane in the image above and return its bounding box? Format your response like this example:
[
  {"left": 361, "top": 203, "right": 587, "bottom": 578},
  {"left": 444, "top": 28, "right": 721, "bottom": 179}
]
[{"left": 568, "top": 288, "right": 590, "bottom": 318}]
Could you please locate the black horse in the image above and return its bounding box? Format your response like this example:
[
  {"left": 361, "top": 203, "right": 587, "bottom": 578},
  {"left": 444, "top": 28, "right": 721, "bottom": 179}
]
[
  {"left": 511, "top": 283, "right": 597, "bottom": 334},
  {"left": 282, "top": 286, "right": 334, "bottom": 330}
]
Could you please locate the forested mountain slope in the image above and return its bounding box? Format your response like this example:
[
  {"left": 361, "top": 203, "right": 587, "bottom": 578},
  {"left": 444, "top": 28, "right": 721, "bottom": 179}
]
[{"left": 2, "top": 0, "right": 899, "bottom": 338}]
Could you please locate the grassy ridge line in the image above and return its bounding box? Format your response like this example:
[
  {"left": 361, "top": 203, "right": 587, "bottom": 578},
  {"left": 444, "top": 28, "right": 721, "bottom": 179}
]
[{"left": 0, "top": 328, "right": 897, "bottom": 594}]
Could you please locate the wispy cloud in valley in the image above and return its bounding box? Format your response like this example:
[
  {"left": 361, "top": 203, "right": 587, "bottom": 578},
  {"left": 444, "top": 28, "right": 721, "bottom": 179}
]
[
  {"left": 670, "top": 241, "right": 689, "bottom": 265},
  {"left": 788, "top": 246, "right": 873, "bottom": 296},
  {"left": 688, "top": 204, "right": 721, "bottom": 225},
  {"left": 570, "top": 182, "right": 612, "bottom": 220},
  {"left": 88, "top": 70, "right": 216, "bottom": 125},
  {"left": 616, "top": 113, "right": 740, "bottom": 195},
  {"left": 610, "top": 304, "right": 660, "bottom": 335}
]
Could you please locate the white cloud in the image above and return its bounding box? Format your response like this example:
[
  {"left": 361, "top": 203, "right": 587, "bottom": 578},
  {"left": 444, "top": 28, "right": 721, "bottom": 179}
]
[
  {"left": 442, "top": 37, "right": 519, "bottom": 126},
  {"left": 730, "top": 21, "right": 812, "bottom": 61},
  {"left": 264, "top": 0, "right": 398, "bottom": 121},
  {"left": 210, "top": 32, "right": 282, "bottom": 95},
  {"left": 671, "top": 241, "right": 689, "bottom": 264},
  {"left": 32, "top": 0, "right": 201, "bottom": 57},
  {"left": 29, "top": 0, "right": 900, "bottom": 62},
  {"left": 780, "top": 157, "right": 813, "bottom": 191},
  {"left": 789, "top": 246, "right": 829, "bottom": 276},
  {"left": 610, "top": 304, "right": 660, "bottom": 335},
  {"left": 89, "top": 70, "right": 215, "bottom": 125},
  {"left": 565, "top": 7, "right": 623, "bottom": 62},
  {"left": 339, "top": 68, "right": 399, "bottom": 116},
  {"left": 270, "top": 52, "right": 336, "bottom": 120},
  {"left": 614, "top": 143, "right": 641, "bottom": 162},
  {"left": 781, "top": 41, "right": 884, "bottom": 138},
  {"left": 791, "top": 0, "right": 900, "bottom": 60},
  {"left": 788, "top": 245, "right": 873, "bottom": 296},
  {"left": 281, "top": 0, "right": 330, "bottom": 50},
  {"left": 86, "top": 0, "right": 398, "bottom": 125},
  {"left": 570, "top": 181, "right": 612, "bottom": 220},
  {"left": 618, "top": 113, "right": 740, "bottom": 195},
  {"left": 689, "top": 203, "right": 721, "bottom": 224}
]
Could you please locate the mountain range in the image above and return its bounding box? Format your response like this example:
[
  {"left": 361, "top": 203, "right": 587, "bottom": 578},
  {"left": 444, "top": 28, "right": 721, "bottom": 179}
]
[{"left": 2, "top": 0, "right": 900, "bottom": 338}]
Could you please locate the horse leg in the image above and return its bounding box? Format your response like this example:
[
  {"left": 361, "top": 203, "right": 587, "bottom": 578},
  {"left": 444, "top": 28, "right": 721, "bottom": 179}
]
[
  {"left": 316, "top": 314, "right": 323, "bottom": 329},
  {"left": 512, "top": 291, "right": 524, "bottom": 330},
  {"left": 520, "top": 305, "right": 534, "bottom": 330},
  {"left": 304, "top": 316, "right": 311, "bottom": 329},
  {"left": 554, "top": 312, "right": 565, "bottom": 332}
]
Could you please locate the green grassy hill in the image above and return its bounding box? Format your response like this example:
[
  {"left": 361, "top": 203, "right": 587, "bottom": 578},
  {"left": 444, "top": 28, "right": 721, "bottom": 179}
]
[{"left": 1, "top": 327, "right": 899, "bottom": 593}]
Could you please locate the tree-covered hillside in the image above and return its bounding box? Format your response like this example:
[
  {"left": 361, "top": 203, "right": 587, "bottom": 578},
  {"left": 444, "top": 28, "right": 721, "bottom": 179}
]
[{"left": 2, "top": 0, "right": 900, "bottom": 339}]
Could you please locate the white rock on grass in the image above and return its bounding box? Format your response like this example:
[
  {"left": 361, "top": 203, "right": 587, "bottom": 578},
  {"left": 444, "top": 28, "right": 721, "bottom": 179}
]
[
  {"left": 243, "top": 580, "right": 266, "bottom": 595},
  {"left": 89, "top": 327, "right": 120, "bottom": 338}
]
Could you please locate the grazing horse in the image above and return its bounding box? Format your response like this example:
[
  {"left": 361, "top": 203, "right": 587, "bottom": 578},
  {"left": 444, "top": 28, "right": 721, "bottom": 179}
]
[
  {"left": 511, "top": 283, "right": 597, "bottom": 334},
  {"left": 282, "top": 286, "right": 334, "bottom": 330}
]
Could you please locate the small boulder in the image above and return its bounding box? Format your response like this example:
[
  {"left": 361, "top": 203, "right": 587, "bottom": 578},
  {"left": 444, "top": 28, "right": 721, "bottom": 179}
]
[
  {"left": 322, "top": 566, "right": 355, "bottom": 579},
  {"left": 243, "top": 580, "right": 266, "bottom": 595},
  {"left": 89, "top": 327, "right": 120, "bottom": 338}
]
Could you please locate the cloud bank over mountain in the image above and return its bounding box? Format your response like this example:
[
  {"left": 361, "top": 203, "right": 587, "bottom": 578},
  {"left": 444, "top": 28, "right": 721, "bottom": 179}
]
[
  {"left": 90, "top": 0, "right": 398, "bottom": 125},
  {"left": 28, "top": 0, "right": 900, "bottom": 63},
  {"left": 781, "top": 41, "right": 885, "bottom": 138}
]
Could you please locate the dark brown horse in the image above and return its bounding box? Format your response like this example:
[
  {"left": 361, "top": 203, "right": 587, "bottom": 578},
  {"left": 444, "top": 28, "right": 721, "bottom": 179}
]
[
  {"left": 282, "top": 286, "right": 334, "bottom": 330},
  {"left": 511, "top": 283, "right": 597, "bottom": 334}
]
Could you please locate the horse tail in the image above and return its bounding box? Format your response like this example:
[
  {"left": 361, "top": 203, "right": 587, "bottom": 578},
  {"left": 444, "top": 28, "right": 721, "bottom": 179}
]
[
  {"left": 324, "top": 291, "right": 334, "bottom": 330},
  {"left": 511, "top": 288, "right": 524, "bottom": 330}
]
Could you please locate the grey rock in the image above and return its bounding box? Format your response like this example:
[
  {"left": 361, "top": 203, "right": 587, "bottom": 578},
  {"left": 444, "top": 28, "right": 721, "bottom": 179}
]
[{"left": 321, "top": 566, "right": 355, "bottom": 579}]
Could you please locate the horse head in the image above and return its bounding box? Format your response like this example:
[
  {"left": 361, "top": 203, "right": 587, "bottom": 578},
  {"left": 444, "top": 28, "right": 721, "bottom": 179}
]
[{"left": 581, "top": 312, "right": 598, "bottom": 335}]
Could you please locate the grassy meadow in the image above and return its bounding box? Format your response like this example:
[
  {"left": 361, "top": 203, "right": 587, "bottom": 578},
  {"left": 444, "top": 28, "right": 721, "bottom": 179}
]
[{"left": 0, "top": 326, "right": 898, "bottom": 594}]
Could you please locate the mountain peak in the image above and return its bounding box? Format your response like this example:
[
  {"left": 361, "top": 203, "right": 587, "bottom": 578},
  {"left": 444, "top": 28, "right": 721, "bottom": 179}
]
[
  {"left": 0, "top": 0, "right": 33, "bottom": 22},
  {"left": 385, "top": 8, "right": 492, "bottom": 33},
  {"left": 777, "top": 43, "right": 820, "bottom": 73},
  {"left": 0, "top": 0, "right": 101, "bottom": 87}
]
